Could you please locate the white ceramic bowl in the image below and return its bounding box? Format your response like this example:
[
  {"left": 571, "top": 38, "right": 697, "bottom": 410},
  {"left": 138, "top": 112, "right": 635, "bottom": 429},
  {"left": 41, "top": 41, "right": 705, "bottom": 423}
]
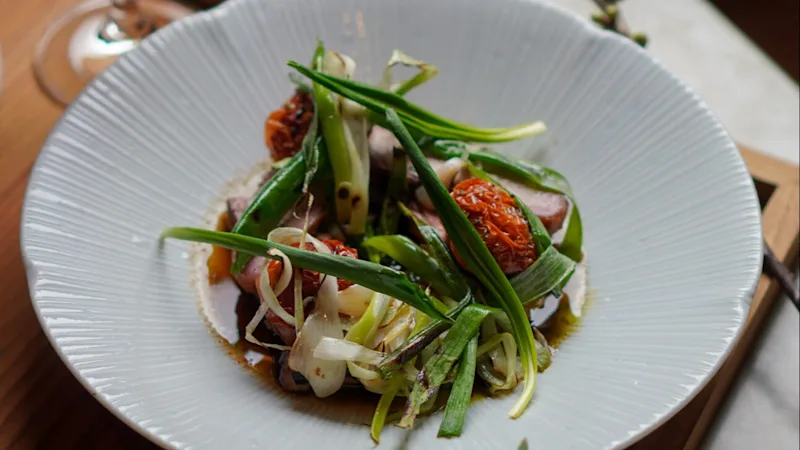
[{"left": 21, "top": 0, "right": 762, "bottom": 448}]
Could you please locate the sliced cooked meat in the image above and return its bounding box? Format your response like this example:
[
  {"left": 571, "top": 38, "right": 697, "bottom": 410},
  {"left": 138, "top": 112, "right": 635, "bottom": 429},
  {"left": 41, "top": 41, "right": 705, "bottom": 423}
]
[
  {"left": 369, "top": 126, "right": 458, "bottom": 188},
  {"left": 226, "top": 197, "right": 250, "bottom": 228},
  {"left": 265, "top": 308, "right": 306, "bottom": 346},
  {"left": 368, "top": 126, "right": 402, "bottom": 172},
  {"left": 407, "top": 201, "right": 447, "bottom": 242},
  {"left": 279, "top": 195, "right": 328, "bottom": 232},
  {"left": 232, "top": 255, "right": 266, "bottom": 293},
  {"left": 524, "top": 190, "right": 569, "bottom": 235},
  {"left": 493, "top": 175, "right": 569, "bottom": 235},
  {"left": 225, "top": 169, "right": 278, "bottom": 228},
  {"left": 257, "top": 167, "right": 279, "bottom": 191}
]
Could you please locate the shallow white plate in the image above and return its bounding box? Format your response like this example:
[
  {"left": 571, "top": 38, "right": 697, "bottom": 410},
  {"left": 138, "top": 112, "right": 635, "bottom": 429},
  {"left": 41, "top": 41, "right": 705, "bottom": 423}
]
[{"left": 21, "top": 0, "right": 762, "bottom": 448}]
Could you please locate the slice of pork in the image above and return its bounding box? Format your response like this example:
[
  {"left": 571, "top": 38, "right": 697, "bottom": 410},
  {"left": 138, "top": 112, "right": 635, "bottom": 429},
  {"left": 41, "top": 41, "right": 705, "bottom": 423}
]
[
  {"left": 278, "top": 195, "right": 328, "bottom": 231},
  {"left": 493, "top": 174, "right": 569, "bottom": 235},
  {"left": 407, "top": 201, "right": 447, "bottom": 242},
  {"left": 226, "top": 197, "right": 250, "bottom": 228},
  {"left": 232, "top": 255, "right": 266, "bottom": 294},
  {"left": 265, "top": 309, "right": 298, "bottom": 346}
]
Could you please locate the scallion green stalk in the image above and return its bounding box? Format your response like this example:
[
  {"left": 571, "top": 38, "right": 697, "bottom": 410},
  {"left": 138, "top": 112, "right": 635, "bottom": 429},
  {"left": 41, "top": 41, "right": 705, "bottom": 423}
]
[
  {"left": 160, "top": 227, "right": 448, "bottom": 322},
  {"left": 370, "top": 375, "right": 404, "bottom": 443},
  {"left": 437, "top": 334, "right": 478, "bottom": 437},
  {"left": 384, "top": 109, "right": 539, "bottom": 419},
  {"left": 399, "top": 303, "right": 496, "bottom": 428},
  {"left": 363, "top": 235, "right": 455, "bottom": 297},
  {"left": 289, "top": 62, "right": 546, "bottom": 143}
]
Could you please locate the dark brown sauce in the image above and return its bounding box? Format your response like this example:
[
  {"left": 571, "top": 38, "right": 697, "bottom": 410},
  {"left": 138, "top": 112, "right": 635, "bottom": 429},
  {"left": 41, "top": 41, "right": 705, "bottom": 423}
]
[
  {"left": 539, "top": 295, "right": 581, "bottom": 349},
  {"left": 212, "top": 288, "right": 387, "bottom": 424},
  {"left": 204, "top": 220, "right": 583, "bottom": 420}
]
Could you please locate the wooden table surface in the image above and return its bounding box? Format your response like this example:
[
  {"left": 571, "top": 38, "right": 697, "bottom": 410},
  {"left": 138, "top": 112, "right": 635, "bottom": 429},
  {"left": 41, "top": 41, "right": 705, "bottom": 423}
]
[
  {"left": 0, "top": 0, "right": 156, "bottom": 447},
  {"left": 0, "top": 1, "right": 795, "bottom": 449}
]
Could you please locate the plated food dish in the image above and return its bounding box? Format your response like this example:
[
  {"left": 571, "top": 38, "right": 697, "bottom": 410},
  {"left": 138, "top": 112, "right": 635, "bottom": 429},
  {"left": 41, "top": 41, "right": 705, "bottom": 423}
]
[
  {"left": 21, "top": 0, "right": 762, "bottom": 448},
  {"left": 161, "top": 43, "right": 588, "bottom": 441}
]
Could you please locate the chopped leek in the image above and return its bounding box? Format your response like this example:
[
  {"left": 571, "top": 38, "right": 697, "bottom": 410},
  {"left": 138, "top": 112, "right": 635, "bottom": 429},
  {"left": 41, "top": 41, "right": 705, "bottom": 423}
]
[
  {"left": 378, "top": 50, "right": 439, "bottom": 96},
  {"left": 399, "top": 303, "right": 496, "bottom": 428},
  {"left": 510, "top": 246, "right": 576, "bottom": 305}
]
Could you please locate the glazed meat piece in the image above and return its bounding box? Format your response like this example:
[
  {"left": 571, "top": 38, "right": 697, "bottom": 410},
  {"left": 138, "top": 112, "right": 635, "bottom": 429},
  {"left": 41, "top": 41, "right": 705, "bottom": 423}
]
[{"left": 226, "top": 197, "right": 250, "bottom": 227}]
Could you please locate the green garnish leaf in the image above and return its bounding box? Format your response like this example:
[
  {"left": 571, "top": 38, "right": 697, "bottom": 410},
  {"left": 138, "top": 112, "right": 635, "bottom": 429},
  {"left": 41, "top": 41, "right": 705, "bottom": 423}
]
[
  {"left": 438, "top": 334, "right": 478, "bottom": 437},
  {"left": 399, "top": 303, "right": 495, "bottom": 428},
  {"left": 385, "top": 109, "right": 539, "bottom": 419},
  {"left": 363, "top": 234, "right": 455, "bottom": 298},
  {"left": 510, "top": 246, "right": 575, "bottom": 305},
  {"left": 161, "top": 227, "right": 448, "bottom": 321},
  {"left": 289, "top": 61, "right": 546, "bottom": 143}
]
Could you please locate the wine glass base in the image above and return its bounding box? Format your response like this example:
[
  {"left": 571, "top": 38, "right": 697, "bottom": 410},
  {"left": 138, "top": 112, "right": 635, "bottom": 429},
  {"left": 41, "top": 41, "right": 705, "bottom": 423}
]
[{"left": 33, "top": 0, "right": 192, "bottom": 106}]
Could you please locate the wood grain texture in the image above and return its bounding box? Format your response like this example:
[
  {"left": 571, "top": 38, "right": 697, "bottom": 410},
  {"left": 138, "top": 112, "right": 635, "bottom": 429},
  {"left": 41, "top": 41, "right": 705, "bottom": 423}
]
[{"left": 0, "top": 1, "right": 797, "bottom": 449}]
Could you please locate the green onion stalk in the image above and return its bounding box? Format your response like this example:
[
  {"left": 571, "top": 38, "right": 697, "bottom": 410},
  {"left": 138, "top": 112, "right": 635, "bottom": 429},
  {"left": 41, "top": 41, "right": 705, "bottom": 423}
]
[
  {"left": 384, "top": 109, "right": 540, "bottom": 419},
  {"left": 289, "top": 61, "right": 547, "bottom": 143},
  {"left": 310, "top": 44, "right": 370, "bottom": 236},
  {"left": 160, "top": 228, "right": 448, "bottom": 322}
]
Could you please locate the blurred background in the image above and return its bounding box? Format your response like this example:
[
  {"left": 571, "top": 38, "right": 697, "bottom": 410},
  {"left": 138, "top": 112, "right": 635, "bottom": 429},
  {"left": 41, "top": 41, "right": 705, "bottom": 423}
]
[{"left": 711, "top": 0, "right": 798, "bottom": 81}]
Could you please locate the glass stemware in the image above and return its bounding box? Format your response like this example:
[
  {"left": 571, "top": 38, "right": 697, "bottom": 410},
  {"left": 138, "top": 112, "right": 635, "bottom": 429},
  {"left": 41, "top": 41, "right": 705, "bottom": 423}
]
[{"left": 33, "top": 0, "right": 193, "bottom": 106}]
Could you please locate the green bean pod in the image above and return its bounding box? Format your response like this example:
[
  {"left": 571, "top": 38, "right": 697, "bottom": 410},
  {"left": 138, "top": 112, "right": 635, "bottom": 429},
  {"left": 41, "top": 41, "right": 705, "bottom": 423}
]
[{"left": 230, "top": 144, "right": 329, "bottom": 273}]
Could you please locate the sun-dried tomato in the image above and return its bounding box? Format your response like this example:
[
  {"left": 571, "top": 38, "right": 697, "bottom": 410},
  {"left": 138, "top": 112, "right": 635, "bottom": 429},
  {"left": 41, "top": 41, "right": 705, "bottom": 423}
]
[
  {"left": 322, "top": 239, "right": 359, "bottom": 291},
  {"left": 264, "top": 90, "right": 314, "bottom": 161},
  {"left": 449, "top": 178, "right": 537, "bottom": 275}
]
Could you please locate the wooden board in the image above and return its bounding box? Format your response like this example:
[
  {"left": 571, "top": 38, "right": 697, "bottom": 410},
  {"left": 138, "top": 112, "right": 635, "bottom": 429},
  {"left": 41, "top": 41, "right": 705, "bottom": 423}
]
[
  {"left": 0, "top": 1, "right": 798, "bottom": 448},
  {"left": 630, "top": 147, "right": 800, "bottom": 450}
]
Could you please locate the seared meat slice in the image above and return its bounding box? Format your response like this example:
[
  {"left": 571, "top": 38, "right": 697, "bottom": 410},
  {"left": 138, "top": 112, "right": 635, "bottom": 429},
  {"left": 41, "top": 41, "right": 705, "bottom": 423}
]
[
  {"left": 494, "top": 175, "right": 569, "bottom": 235},
  {"left": 232, "top": 256, "right": 266, "bottom": 294},
  {"left": 226, "top": 197, "right": 250, "bottom": 228},
  {"left": 407, "top": 201, "right": 447, "bottom": 242},
  {"left": 278, "top": 196, "right": 328, "bottom": 232}
]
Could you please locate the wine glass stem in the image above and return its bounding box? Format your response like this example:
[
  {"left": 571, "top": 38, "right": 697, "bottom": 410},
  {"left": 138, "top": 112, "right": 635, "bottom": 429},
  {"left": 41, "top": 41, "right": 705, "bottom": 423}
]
[{"left": 100, "top": 0, "right": 157, "bottom": 42}]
